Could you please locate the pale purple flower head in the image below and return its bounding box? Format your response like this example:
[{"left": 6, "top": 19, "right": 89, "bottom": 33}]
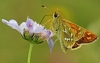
[{"left": 2, "top": 17, "right": 54, "bottom": 52}]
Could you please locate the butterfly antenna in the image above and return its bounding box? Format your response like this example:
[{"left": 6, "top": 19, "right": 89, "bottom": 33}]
[
  {"left": 39, "top": 5, "right": 53, "bottom": 24},
  {"left": 42, "top": 5, "right": 54, "bottom": 12}
]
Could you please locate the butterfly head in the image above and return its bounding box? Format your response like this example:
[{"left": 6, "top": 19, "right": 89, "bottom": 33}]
[
  {"left": 53, "top": 8, "right": 64, "bottom": 19},
  {"left": 53, "top": 11, "right": 63, "bottom": 19}
]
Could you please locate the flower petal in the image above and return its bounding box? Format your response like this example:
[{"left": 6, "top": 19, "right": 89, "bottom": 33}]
[
  {"left": 2, "top": 19, "right": 9, "bottom": 24},
  {"left": 41, "top": 30, "right": 52, "bottom": 39},
  {"left": 49, "top": 30, "right": 53, "bottom": 37},
  {"left": 26, "top": 17, "right": 34, "bottom": 31},
  {"left": 2, "top": 19, "right": 20, "bottom": 32},
  {"left": 20, "top": 22, "right": 27, "bottom": 35},
  {"left": 33, "top": 22, "right": 44, "bottom": 33},
  {"left": 47, "top": 38, "right": 54, "bottom": 53}
]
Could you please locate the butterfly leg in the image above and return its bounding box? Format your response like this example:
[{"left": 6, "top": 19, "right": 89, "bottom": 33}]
[
  {"left": 54, "top": 39, "right": 58, "bottom": 44},
  {"left": 43, "top": 19, "right": 52, "bottom": 26},
  {"left": 50, "top": 22, "right": 57, "bottom": 36}
]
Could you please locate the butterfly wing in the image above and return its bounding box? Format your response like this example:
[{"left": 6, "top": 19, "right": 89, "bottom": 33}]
[
  {"left": 62, "top": 19, "right": 98, "bottom": 50},
  {"left": 71, "top": 42, "right": 81, "bottom": 50},
  {"left": 71, "top": 31, "right": 98, "bottom": 50},
  {"left": 76, "top": 30, "right": 98, "bottom": 44},
  {"left": 61, "top": 20, "right": 76, "bottom": 48},
  {"left": 65, "top": 20, "right": 98, "bottom": 43},
  {"left": 63, "top": 19, "right": 85, "bottom": 41},
  {"left": 60, "top": 39, "right": 69, "bottom": 53},
  {"left": 64, "top": 19, "right": 98, "bottom": 49}
]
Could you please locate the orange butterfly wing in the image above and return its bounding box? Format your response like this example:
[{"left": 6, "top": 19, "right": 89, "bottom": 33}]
[
  {"left": 76, "top": 30, "right": 98, "bottom": 44},
  {"left": 64, "top": 19, "right": 98, "bottom": 49}
]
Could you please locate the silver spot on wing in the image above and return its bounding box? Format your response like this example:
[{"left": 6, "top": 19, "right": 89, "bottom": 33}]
[
  {"left": 64, "top": 38, "right": 73, "bottom": 41},
  {"left": 63, "top": 29, "right": 67, "bottom": 33}
]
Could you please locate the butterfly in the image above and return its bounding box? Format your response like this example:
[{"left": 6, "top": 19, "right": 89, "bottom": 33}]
[{"left": 42, "top": 6, "right": 98, "bottom": 53}]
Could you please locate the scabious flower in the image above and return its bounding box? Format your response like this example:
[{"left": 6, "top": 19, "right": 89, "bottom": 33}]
[{"left": 2, "top": 17, "right": 54, "bottom": 52}]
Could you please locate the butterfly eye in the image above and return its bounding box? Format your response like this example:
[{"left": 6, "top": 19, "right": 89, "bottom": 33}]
[{"left": 53, "top": 12, "right": 59, "bottom": 18}]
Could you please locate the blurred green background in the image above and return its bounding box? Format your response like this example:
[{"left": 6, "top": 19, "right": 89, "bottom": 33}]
[{"left": 0, "top": 0, "right": 100, "bottom": 63}]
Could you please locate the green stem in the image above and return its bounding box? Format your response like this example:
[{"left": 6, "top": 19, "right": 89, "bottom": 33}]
[{"left": 27, "top": 43, "right": 33, "bottom": 63}]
